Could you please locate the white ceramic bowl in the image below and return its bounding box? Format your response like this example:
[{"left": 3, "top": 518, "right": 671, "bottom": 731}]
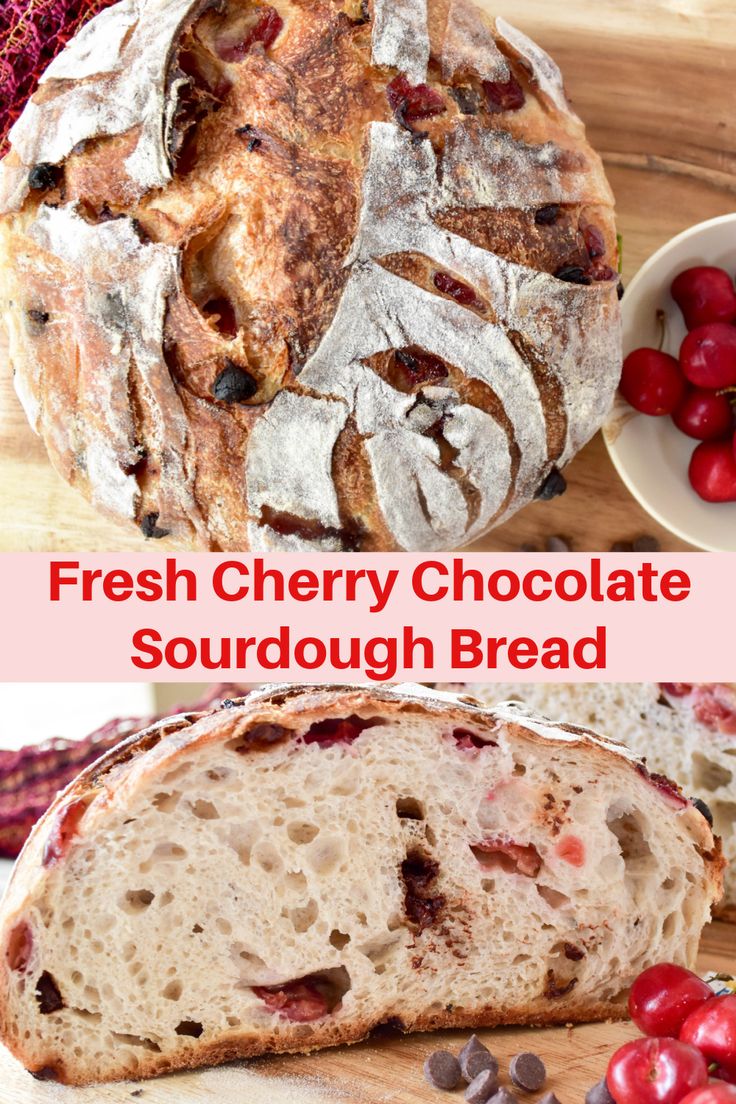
[{"left": 604, "top": 213, "right": 736, "bottom": 551}]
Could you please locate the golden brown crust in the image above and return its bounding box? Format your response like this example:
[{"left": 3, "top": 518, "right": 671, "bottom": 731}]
[{"left": 0, "top": 0, "right": 621, "bottom": 552}]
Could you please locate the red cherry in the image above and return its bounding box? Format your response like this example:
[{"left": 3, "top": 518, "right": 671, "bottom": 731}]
[
  {"left": 680, "top": 995, "right": 736, "bottom": 1077},
  {"left": 689, "top": 440, "right": 736, "bottom": 502},
  {"left": 252, "top": 979, "right": 330, "bottom": 1022},
  {"left": 679, "top": 1088, "right": 736, "bottom": 1104},
  {"left": 673, "top": 387, "right": 734, "bottom": 440},
  {"left": 671, "top": 267, "right": 736, "bottom": 330},
  {"left": 629, "top": 964, "right": 714, "bottom": 1038},
  {"left": 607, "top": 1038, "right": 708, "bottom": 1104},
  {"left": 680, "top": 324, "right": 736, "bottom": 389},
  {"left": 620, "top": 348, "right": 686, "bottom": 415}
]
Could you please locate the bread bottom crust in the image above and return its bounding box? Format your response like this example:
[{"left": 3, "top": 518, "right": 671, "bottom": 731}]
[{"left": 17, "top": 1000, "right": 629, "bottom": 1086}]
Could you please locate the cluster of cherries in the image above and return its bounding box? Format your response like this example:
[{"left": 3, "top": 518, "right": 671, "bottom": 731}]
[
  {"left": 604, "top": 963, "right": 736, "bottom": 1104},
  {"left": 620, "top": 267, "right": 736, "bottom": 503}
]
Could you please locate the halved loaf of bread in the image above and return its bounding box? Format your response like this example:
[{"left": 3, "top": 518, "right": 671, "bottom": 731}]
[
  {"left": 440, "top": 683, "right": 736, "bottom": 919},
  {"left": 0, "top": 684, "right": 723, "bottom": 1085}
]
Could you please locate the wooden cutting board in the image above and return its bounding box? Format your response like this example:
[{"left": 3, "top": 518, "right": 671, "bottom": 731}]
[
  {"left": 1, "top": 0, "right": 736, "bottom": 553},
  {"left": 0, "top": 922, "right": 733, "bottom": 1103}
]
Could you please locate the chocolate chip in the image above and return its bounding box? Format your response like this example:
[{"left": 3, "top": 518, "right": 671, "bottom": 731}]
[
  {"left": 509, "top": 1052, "right": 546, "bottom": 1092},
  {"left": 617, "top": 281, "right": 625, "bottom": 300},
  {"left": 536, "top": 466, "right": 567, "bottom": 500},
  {"left": 236, "top": 124, "right": 263, "bottom": 152},
  {"left": 488, "top": 1091, "right": 519, "bottom": 1104},
  {"left": 212, "top": 359, "right": 258, "bottom": 403},
  {"left": 563, "top": 943, "right": 585, "bottom": 961},
  {"left": 535, "top": 204, "right": 560, "bottom": 226},
  {"left": 139, "top": 512, "right": 171, "bottom": 540},
  {"left": 35, "top": 971, "right": 63, "bottom": 1014},
  {"left": 611, "top": 540, "right": 633, "bottom": 552},
  {"left": 459, "top": 1036, "right": 498, "bottom": 1084},
  {"left": 585, "top": 1080, "right": 616, "bottom": 1104},
  {"left": 555, "top": 265, "right": 592, "bottom": 286},
  {"left": 465, "top": 1068, "right": 499, "bottom": 1103},
  {"left": 28, "top": 163, "right": 60, "bottom": 191},
  {"left": 632, "top": 535, "right": 661, "bottom": 553},
  {"left": 692, "top": 797, "right": 714, "bottom": 826},
  {"left": 450, "top": 86, "right": 480, "bottom": 115},
  {"left": 545, "top": 536, "right": 571, "bottom": 552},
  {"left": 27, "top": 307, "right": 49, "bottom": 326},
  {"left": 424, "top": 1050, "right": 462, "bottom": 1091}
]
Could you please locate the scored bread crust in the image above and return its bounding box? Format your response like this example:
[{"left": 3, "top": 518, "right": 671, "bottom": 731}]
[
  {"left": 440, "top": 682, "right": 736, "bottom": 921},
  {"left": 0, "top": 0, "right": 621, "bottom": 552},
  {"left": 0, "top": 684, "right": 722, "bottom": 1086}
]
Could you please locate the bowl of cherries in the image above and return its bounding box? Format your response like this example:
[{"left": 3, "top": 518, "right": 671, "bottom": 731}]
[
  {"left": 595, "top": 963, "right": 736, "bottom": 1104},
  {"left": 604, "top": 214, "right": 736, "bottom": 551}
]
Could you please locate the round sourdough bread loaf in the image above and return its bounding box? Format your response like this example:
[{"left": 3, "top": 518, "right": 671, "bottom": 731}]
[
  {"left": 0, "top": 684, "right": 722, "bottom": 1085},
  {"left": 0, "top": 0, "right": 621, "bottom": 551}
]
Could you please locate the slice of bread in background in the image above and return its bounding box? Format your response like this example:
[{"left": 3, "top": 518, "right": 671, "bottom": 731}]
[
  {"left": 440, "top": 684, "right": 735, "bottom": 920},
  {"left": 0, "top": 684, "right": 722, "bottom": 1085}
]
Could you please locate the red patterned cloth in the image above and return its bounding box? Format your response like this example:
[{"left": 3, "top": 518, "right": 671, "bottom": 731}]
[{"left": 0, "top": 0, "right": 117, "bottom": 155}]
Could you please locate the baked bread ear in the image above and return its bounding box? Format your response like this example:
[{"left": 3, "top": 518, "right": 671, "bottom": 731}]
[
  {"left": 440, "top": 682, "right": 736, "bottom": 920},
  {"left": 0, "top": 0, "right": 621, "bottom": 551},
  {"left": 0, "top": 684, "right": 722, "bottom": 1086}
]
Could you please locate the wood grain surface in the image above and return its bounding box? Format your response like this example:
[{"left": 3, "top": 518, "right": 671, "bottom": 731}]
[
  {"left": 2, "top": 0, "right": 736, "bottom": 555},
  {"left": 0, "top": 922, "right": 732, "bottom": 1103}
]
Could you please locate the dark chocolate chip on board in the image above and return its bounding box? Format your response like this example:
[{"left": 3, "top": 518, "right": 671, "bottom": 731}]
[
  {"left": 465, "top": 1068, "right": 499, "bottom": 1104},
  {"left": 459, "top": 1035, "right": 499, "bottom": 1083},
  {"left": 509, "top": 1052, "right": 546, "bottom": 1092},
  {"left": 424, "top": 1050, "right": 463, "bottom": 1091},
  {"left": 488, "top": 1090, "right": 520, "bottom": 1104},
  {"left": 586, "top": 1080, "right": 616, "bottom": 1104}
]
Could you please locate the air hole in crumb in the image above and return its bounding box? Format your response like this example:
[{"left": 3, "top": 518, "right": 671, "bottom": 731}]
[
  {"left": 162, "top": 980, "right": 182, "bottom": 1001},
  {"left": 216, "top": 917, "right": 232, "bottom": 935},
  {"left": 287, "top": 822, "right": 320, "bottom": 844},
  {"left": 536, "top": 884, "right": 571, "bottom": 909},
  {"left": 513, "top": 762, "right": 527, "bottom": 776},
  {"left": 122, "top": 889, "right": 155, "bottom": 913},
  {"left": 396, "top": 797, "right": 425, "bottom": 820},
  {"left": 175, "top": 1020, "right": 203, "bottom": 1038},
  {"left": 191, "top": 799, "right": 220, "bottom": 820},
  {"left": 692, "top": 753, "right": 732, "bottom": 792},
  {"left": 152, "top": 792, "right": 181, "bottom": 813},
  {"left": 329, "top": 930, "right": 351, "bottom": 950},
  {"left": 425, "top": 825, "right": 437, "bottom": 845},
  {"left": 286, "top": 899, "right": 319, "bottom": 933},
  {"left": 111, "top": 1033, "right": 161, "bottom": 1052},
  {"left": 481, "top": 879, "right": 495, "bottom": 893}
]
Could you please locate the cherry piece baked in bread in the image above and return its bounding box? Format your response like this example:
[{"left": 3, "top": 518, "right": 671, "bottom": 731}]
[
  {"left": 0, "top": 684, "right": 721, "bottom": 1085},
  {"left": 0, "top": 0, "right": 621, "bottom": 551},
  {"left": 442, "top": 683, "right": 736, "bottom": 920}
]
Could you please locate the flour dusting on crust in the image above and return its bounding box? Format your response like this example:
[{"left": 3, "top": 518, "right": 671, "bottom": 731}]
[
  {"left": 371, "top": 0, "right": 430, "bottom": 84},
  {"left": 495, "top": 18, "right": 576, "bottom": 119},
  {"left": 27, "top": 205, "right": 203, "bottom": 531},
  {"left": 1, "top": 0, "right": 203, "bottom": 213}
]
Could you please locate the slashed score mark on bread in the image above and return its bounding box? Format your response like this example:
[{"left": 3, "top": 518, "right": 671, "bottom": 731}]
[{"left": 0, "top": 0, "right": 621, "bottom": 551}]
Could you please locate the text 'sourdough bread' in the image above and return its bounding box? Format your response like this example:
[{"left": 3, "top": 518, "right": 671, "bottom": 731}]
[
  {"left": 0, "top": 0, "right": 621, "bottom": 551},
  {"left": 442, "top": 682, "right": 736, "bottom": 919},
  {"left": 0, "top": 684, "right": 721, "bottom": 1085}
]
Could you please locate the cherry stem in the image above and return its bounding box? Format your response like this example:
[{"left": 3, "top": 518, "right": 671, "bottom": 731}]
[{"left": 655, "top": 309, "right": 667, "bottom": 353}]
